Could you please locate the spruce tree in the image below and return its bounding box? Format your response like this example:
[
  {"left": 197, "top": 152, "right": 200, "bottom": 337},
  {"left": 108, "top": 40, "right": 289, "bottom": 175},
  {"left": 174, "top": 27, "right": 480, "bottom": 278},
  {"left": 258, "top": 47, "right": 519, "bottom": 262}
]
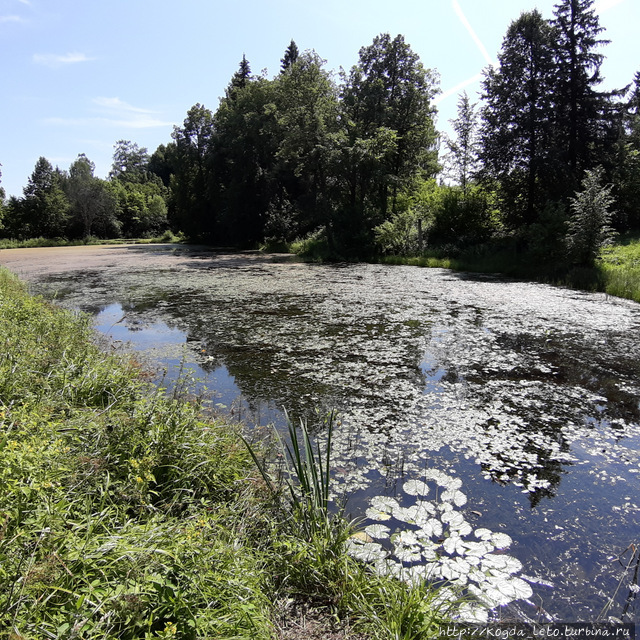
[
  {"left": 612, "top": 71, "right": 640, "bottom": 230},
  {"left": 445, "top": 91, "right": 480, "bottom": 194},
  {"left": 551, "top": 0, "right": 609, "bottom": 186},
  {"left": 479, "top": 10, "right": 556, "bottom": 227},
  {"left": 227, "top": 55, "right": 252, "bottom": 97},
  {"left": 565, "top": 166, "right": 616, "bottom": 266},
  {"left": 280, "top": 40, "right": 299, "bottom": 72},
  {"left": 22, "top": 157, "right": 70, "bottom": 237}
]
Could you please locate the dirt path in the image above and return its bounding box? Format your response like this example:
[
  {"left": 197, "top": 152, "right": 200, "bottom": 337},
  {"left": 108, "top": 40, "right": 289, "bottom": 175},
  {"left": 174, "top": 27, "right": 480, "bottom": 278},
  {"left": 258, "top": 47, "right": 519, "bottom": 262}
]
[{"left": 0, "top": 243, "right": 292, "bottom": 281}]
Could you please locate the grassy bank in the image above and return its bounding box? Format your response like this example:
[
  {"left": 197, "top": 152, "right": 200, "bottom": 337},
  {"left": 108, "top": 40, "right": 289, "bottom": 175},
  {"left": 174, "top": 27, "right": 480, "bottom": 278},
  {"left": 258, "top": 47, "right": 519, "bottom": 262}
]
[
  {"left": 0, "top": 230, "right": 184, "bottom": 250},
  {"left": 596, "top": 235, "right": 640, "bottom": 302},
  {"left": 378, "top": 234, "right": 640, "bottom": 304},
  {"left": 0, "top": 268, "right": 452, "bottom": 639}
]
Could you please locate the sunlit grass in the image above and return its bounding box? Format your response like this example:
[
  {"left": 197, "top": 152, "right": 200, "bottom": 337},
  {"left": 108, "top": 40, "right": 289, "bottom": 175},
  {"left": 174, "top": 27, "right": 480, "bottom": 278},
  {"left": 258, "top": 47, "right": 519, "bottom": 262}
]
[
  {"left": 0, "top": 230, "right": 183, "bottom": 250},
  {"left": 0, "top": 267, "right": 275, "bottom": 638},
  {"left": 598, "top": 235, "right": 640, "bottom": 302}
]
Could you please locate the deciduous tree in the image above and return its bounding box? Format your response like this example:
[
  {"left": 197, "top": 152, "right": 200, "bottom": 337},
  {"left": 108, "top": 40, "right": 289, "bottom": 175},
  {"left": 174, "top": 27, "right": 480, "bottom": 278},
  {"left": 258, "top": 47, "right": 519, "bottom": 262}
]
[
  {"left": 338, "top": 33, "right": 439, "bottom": 252},
  {"left": 109, "top": 140, "right": 150, "bottom": 183},
  {"left": 0, "top": 164, "right": 5, "bottom": 230},
  {"left": 170, "top": 104, "right": 215, "bottom": 237},
  {"left": 212, "top": 78, "right": 279, "bottom": 244},
  {"left": 269, "top": 51, "right": 340, "bottom": 242},
  {"left": 65, "top": 154, "right": 119, "bottom": 238}
]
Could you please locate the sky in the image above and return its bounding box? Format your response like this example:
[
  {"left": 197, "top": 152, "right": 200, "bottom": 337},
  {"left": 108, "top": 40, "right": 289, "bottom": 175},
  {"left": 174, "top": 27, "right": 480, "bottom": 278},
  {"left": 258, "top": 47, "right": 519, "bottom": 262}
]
[{"left": 0, "top": 0, "right": 638, "bottom": 199}]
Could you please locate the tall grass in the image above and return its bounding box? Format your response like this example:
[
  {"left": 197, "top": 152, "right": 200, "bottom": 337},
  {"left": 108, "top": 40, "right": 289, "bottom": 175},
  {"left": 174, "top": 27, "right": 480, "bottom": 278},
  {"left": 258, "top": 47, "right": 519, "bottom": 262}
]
[
  {"left": 597, "top": 236, "right": 640, "bottom": 302},
  {"left": 243, "top": 412, "right": 358, "bottom": 602},
  {"left": 0, "top": 268, "right": 274, "bottom": 638},
  {"left": 243, "top": 413, "right": 458, "bottom": 636}
]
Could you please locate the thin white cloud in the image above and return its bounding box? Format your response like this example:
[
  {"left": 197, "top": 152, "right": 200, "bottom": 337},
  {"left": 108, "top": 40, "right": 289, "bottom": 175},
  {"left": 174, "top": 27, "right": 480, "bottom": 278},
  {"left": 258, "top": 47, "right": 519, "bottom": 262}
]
[
  {"left": 33, "top": 52, "right": 95, "bottom": 68},
  {"left": 594, "top": 0, "right": 626, "bottom": 12},
  {"left": 0, "top": 15, "right": 24, "bottom": 23},
  {"left": 92, "top": 97, "right": 155, "bottom": 115},
  {"left": 434, "top": 72, "right": 483, "bottom": 105},
  {"left": 452, "top": 0, "right": 495, "bottom": 68},
  {"left": 43, "top": 97, "right": 172, "bottom": 129},
  {"left": 45, "top": 116, "right": 172, "bottom": 129}
]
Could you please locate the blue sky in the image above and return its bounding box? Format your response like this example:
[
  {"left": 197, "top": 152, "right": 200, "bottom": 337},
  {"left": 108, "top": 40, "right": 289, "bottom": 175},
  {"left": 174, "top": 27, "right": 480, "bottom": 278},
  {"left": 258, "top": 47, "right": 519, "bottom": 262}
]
[{"left": 1, "top": 0, "right": 637, "bottom": 199}]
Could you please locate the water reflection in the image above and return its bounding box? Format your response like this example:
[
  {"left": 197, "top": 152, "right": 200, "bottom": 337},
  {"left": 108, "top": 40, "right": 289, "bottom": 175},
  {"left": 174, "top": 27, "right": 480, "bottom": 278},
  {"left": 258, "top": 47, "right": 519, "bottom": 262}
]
[{"left": 29, "top": 248, "right": 640, "bottom": 622}]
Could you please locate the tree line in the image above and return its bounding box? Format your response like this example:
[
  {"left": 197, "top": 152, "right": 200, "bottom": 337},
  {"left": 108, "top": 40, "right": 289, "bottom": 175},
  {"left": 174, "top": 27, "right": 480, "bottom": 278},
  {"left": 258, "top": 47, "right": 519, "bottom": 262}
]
[
  {"left": 1, "top": 0, "right": 639, "bottom": 266},
  {"left": 0, "top": 147, "right": 169, "bottom": 242}
]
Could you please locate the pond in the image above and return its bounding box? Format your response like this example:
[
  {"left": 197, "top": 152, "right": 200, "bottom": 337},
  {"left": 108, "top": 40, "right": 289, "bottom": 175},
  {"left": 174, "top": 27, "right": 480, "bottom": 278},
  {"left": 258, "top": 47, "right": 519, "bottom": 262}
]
[{"left": 3, "top": 243, "right": 640, "bottom": 624}]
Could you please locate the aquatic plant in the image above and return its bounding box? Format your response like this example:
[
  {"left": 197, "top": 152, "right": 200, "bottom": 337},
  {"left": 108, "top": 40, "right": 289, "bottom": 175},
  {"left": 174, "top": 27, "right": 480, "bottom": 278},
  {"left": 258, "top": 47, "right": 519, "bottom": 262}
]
[
  {"left": 242, "top": 410, "right": 361, "bottom": 604},
  {"left": 347, "top": 468, "right": 533, "bottom": 623},
  {"left": 242, "top": 410, "right": 463, "bottom": 635}
]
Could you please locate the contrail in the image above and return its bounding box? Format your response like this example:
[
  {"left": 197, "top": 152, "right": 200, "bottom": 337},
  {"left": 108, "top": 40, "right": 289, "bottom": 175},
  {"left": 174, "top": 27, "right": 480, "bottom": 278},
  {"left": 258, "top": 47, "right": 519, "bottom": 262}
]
[
  {"left": 435, "top": 1, "right": 495, "bottom": 106},
  {"left": 433, "top": 72, "right": 483, "bottom": 105},
  {"left": 452, "top": 0, "right": 495, "bottom": 68}
]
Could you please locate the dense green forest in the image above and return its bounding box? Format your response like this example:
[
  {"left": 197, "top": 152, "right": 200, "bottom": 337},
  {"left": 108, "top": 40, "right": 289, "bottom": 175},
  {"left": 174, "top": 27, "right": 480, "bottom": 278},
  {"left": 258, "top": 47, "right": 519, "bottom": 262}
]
[{"left": 1, "top": 0, "right": 639, "bottom": 267}]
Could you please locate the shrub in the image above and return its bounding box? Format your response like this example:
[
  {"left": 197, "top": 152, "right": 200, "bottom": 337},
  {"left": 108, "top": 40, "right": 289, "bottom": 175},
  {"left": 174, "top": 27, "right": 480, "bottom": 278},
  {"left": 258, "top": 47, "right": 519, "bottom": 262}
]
[{"left": 566, "top": 167, "right": 617, "bottom": 267}]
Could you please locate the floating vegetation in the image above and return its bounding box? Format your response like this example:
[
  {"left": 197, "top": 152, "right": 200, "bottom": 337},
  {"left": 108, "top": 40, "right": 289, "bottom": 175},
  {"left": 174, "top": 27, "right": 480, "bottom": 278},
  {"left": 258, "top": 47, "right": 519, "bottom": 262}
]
[
  {"left": 17, "top": 246, "right": 640, "bottom": 622},
  {"left": 347, "top": 469, "right": 533, "bottom": 623}
]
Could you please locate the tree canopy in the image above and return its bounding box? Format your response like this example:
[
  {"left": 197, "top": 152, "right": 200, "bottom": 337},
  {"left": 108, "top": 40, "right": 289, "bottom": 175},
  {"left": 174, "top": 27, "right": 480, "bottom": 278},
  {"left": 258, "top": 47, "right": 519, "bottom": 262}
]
[{"left": 3, "top": 21, "right": 639, "bottom": 265}]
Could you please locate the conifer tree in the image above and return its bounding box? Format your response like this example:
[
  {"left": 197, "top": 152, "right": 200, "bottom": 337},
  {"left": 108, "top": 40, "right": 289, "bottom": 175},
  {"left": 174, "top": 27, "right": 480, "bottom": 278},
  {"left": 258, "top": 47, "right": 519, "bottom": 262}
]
[
  {"left": 566, "top": 166, "right": 616, "bottom": 266},
  {"left": 612, "top": 71, "right": 640, "bottom": 230},
  {"left": 21, "top": 157, "right": 70, "bottom": 237},
  {"left": 551, "top": 0, "right": 609, "bottom": 185},
  {"left": 280, "top": 40, "right": 299, "bottom": 72},
  {"left": 445, "top": 91, "right": 480, "bottom": 194},
  {"left": 227, "top": 55, "right": 252, "bottom": 97},
  {"left": 479, "top": 10, "right": 557, "bottom": 227}
]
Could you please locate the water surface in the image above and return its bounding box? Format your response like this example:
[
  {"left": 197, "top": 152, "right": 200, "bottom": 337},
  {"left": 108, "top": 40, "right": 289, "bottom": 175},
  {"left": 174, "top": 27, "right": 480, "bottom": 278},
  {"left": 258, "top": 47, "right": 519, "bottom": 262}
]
[{"left": 6, "top": 243, "right": 639, "bottom": 623}]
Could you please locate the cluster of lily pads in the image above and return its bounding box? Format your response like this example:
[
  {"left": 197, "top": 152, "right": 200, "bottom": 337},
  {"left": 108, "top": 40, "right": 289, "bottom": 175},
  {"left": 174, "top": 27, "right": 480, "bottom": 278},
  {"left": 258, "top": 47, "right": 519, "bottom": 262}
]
[{"left": 346, "top": 468, "right": 533, "bottom": 622}]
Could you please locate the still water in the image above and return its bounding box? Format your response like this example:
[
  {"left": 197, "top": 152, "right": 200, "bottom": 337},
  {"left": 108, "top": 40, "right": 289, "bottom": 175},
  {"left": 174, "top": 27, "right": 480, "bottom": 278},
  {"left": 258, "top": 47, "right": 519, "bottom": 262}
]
[{"left": 14, "top": 244, "right": 640, "bottom": 623}]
